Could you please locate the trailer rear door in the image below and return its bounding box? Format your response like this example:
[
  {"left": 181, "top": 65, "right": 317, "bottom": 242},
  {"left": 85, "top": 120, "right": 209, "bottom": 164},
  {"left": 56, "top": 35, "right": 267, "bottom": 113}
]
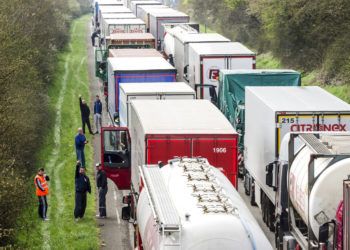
[
  {"left": 192, "top": 138, "right": 237, "bottom": 187},
  {"left": 200, "top": 57, "right": 225, "bottom": 99}
]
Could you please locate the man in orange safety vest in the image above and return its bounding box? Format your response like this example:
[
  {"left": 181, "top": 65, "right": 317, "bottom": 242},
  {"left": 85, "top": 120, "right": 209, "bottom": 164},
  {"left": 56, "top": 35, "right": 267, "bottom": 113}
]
[{"left": 34, "top": 168, "right": 50, "bottom": 221}]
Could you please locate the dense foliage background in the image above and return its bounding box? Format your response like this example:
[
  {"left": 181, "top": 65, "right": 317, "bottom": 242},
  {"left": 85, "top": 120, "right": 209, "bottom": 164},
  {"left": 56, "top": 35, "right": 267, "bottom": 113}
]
[
  {"left": 182, "top": 0, "right": 350, "bottom": 84},
  {"left": 0, "top": 0, "right": 90, "bottom": 246}
]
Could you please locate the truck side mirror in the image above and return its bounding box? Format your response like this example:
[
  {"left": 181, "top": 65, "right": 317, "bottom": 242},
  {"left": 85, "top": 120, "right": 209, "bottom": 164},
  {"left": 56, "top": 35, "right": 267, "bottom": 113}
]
[
  {"left": 121, "top": 206, "right": 131, "bottom": 221},
  {"left": 266, "top": 161, "right": 278, "bottom": 190},
  {"left": 113, "top": 112, "right": 119, "bottom": 125}
]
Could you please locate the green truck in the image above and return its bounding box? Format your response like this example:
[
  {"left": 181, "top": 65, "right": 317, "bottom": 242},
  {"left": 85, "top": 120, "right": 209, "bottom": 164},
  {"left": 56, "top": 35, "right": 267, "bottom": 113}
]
[{"left": 217, "top": 69, "right": 301, "bottom": 172}]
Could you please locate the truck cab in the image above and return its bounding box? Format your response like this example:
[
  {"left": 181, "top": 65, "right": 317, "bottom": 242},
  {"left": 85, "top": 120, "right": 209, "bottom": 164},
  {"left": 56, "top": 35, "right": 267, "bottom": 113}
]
[{"left": 101, "top": 126, "right": 131, "bottom": 190}]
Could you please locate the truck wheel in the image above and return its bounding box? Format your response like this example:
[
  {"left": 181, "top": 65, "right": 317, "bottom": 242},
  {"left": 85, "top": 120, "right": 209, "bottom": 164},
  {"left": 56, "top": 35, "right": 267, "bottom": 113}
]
[
  {"left": 250, "top": 181, "right": 257, "bottom": 206},
  {"left": 262, "top": 193, "right": 267, "bottom": 224},
  {"left": 268, "top": 200, "right": 276, "bottom": 232},
  {"left": 275, "top": 221, "right": 283, "bottom": 250},
  {"left": 244, "top": 173, "right": 250, "bottom": 196}
]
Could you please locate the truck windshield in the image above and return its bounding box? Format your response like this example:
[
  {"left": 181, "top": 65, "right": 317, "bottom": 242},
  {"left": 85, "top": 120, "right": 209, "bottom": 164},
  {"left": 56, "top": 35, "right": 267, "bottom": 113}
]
[{"left": 103, "top": 130, "right": 130, "bottom": 168}]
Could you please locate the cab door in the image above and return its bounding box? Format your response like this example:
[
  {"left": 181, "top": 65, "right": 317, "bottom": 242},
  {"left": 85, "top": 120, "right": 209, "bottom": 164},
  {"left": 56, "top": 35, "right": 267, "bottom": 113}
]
[{"left": 101, "top": 127, "right": 131, "bottom": 190}]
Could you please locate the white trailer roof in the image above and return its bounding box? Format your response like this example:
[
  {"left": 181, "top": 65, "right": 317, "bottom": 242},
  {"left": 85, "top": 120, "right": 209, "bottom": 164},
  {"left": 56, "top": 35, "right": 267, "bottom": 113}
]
[
  {"left": 131, "top": 0, "right": 162, "bottom": 6},
  {"left": 99, "top": 6, "right": 132, "bottom": 13},
  {"left": 97, "top": 0, "right": 123, "bottom": 6},
  {"left": 138, "top": 4, "right": 169, "bottom": 11},
  {"left": 148, "top": 8, "right": 189, "bottom": 18},
  {"left": 246, "top": 86, "right": 350, "bottom": 111},
  {"left": 101, "top": 13, "right": 136, "bottom": 19},
  {"left": 104, "top": 18, "right": 145, "bottom": 25},
  {"left": 120, "top": 82, "right": 195, "bottom": 95},
  {"left": 108, "top": 57, "right": 175, "bottom": 71},
  {"left": 220, "top": 69, "right": 299, "bottom": 75},
  {"left": 131, "top": 100, "right": 236, "bottom": 134},
  {"left": 189, "top": 42, "right": 255, "bottom": 56},
  {"left": 109, "top": 48, "right": 162, "bottom": 57},
  {"left": 175, "top": 33, "right": 230, "bottom": 44},
  {"left": 106, "top": 32, "right": 155, "bottom": 40}
]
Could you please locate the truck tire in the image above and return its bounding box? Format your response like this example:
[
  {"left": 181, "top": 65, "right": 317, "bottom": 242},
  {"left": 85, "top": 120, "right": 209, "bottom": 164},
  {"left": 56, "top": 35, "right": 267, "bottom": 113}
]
[
  {"left": 268, "top": 200, "right": 275, "bottom": 232},
  {"left": 244, "top": 173, "right": 250, "bottom": 196},
  {"left": 275, "top": 221, "right": 283, "bottom": 250}
]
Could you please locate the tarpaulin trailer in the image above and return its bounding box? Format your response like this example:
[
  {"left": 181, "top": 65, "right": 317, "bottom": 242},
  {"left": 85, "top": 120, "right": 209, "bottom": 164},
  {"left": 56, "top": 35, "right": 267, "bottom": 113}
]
[
  {"left": 244, "top": 86, "right": 350, "bottom": 231},
  {"left": 173, "top": 33, "right": 230, "bottom": 82},
  {"left": 119, "top": 82, "right": 195, "bottom": 126},
  {"left": 130, "top": 0, "right": 162, "bottom": 16},
  {"left": 148, "top": 8, "right": 189, "bottom": 47},
  {"left": 187, "top": 42, "right": 256, "bottom": 101},
  {"left": 102, "top": 18, "right": 146, "bottom": 37},
  {"left": 107, "top": 56, "right": 176, "bottom": 116},
  {"left": 217, "top": 69, "right": 301, "bottom": 169},
  {"left": 137, "top": 5, "right": 169, "bottom": 31}
]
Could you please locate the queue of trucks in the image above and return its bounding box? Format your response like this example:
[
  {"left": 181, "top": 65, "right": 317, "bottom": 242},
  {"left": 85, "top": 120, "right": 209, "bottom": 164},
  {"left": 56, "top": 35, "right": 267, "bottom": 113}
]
[{"left": 92, "top": 0, "right": 350, "bottom": 249}]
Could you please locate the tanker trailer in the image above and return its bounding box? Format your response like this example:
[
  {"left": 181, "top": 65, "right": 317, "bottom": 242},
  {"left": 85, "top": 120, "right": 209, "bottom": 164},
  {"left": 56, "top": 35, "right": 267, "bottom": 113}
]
[
  {"left": 275, "top": 132, "right": 350, "bottom": 249},
  {"left": 122, "top": 157, "right": 273, "bottom": 250}
]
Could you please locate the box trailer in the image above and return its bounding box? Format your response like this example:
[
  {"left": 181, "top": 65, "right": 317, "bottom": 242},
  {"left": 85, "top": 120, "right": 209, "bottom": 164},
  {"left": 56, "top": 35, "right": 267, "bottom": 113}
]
[
  {"left": 173, "top": 33, "right": 230, "bottom": 82},
  {"left": 99, "top": 100, "right": 238, "bottom": 193},
  {"left": 95, "top": 33, "right": 157, "bottom": 84},
  {"left": 107, "top": 57, "right": 176, "bottom": 116},
  {"left": 108, "top": 48, "right": 162, "bottom": 58},
  {"left": 130, "top": 0, "right": 161, "bottom": 16},
  {"left": 217, "top": 69, "right": 301, "bottom": 169},
  {"left": 149, "top": 8, "right": 189, "bottom": 47},
  {"left": 98, "top": 6, "right": 132, "bottom": 23},
  {"left": 244, "top": 86, "right": 350, "bottom": 231},
  {"left": 163, "top": 24, "right": 198, "bottom": 59},
  {"left": 102, "top": 18, "right": 146, "bottom": 37},
  {"left": 119, "top": 82, "right": 195, "bottom": 126},
  {"left": 136, "top": 5, "right": 169, "bottom": 31},
  {"left": 101, "top": 12, "right": 136, "bottom": 21},
  {"left": 94, "top": 0, "right": 124, "bottom": 24},
  {"left": 187, "top": 42, "right": 256, "bottom": 101}
]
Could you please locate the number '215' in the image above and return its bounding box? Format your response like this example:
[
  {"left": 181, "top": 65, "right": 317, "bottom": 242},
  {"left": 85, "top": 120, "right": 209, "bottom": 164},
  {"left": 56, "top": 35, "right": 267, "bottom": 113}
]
[{"left": 281, "top": 118, "right": 295, "bottom": 123}]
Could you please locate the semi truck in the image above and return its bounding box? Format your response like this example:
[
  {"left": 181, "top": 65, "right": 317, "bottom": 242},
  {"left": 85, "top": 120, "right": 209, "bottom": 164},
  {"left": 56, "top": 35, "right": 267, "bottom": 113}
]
[
  {"left": 244, "top": 86, "right": 350, "bottom": 233},
  {"left": 172, "top": 32, "right": 231, "bottom": 82},
  {"left": 148, "top": 8, "right": 190, "bottom": 48},
  {"left": 217, "top": 69, "right": 301, "bottom": 172},
  {"left": 137, "top": 5, "right": 169, "bottom": 31},
  {"left": 101, "top": 18, "right": 146, "bottom": 37},
  {"left": 99, "top": 99, "right": 238, "bottom": 193},
  {"left": 119, "top": 82, "right": 195, "bottom": 126},
  {"left": 107, "top": 57, "right": 176, "bottom": 116},
  {"left": 95, "top": 33, "right": 156, "bottom": 84},
  {"left": 186, "top": 42, "right": 256, "bottom": 101},
  {"left": 122, "top": 157, "right": 273, "bottom": 250},
  {"left": 130, "top": 0, "right": 162, "bottom": 16},
  {"left": 275, "top": 132, "right": 350, "bottom": 249}
]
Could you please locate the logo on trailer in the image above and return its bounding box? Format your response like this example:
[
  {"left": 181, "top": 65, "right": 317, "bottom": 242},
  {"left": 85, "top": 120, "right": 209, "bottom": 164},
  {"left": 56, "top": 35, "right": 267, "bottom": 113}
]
[
  {"left": 290, "top": 124, "right": 347, "bottom": 131},
  {"left": 208, "top": 67, "right": 220, "bottom": 82}
]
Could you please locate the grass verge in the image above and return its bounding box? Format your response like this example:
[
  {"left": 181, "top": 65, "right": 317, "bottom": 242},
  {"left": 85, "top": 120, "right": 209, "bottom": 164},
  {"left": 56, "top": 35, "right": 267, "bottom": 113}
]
[{"left": 16, "top": 15, "right": 99, "bottom": 249}]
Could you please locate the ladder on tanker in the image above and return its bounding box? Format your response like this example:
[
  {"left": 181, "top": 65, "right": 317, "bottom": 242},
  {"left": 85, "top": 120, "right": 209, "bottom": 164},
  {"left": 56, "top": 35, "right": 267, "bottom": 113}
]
[{"left": 139, "top": 165, "right": 182, "bottom": 249}]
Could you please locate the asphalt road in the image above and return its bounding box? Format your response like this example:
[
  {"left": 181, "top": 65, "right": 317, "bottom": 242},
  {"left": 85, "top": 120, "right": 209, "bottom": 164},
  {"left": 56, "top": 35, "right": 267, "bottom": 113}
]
[{"left": 86, "top": 21, "right": 134, "bottom": 250}]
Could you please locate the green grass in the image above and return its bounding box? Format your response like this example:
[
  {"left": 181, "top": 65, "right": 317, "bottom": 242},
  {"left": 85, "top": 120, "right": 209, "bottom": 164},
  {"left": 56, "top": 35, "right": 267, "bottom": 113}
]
[
  {"left": 257, "top": 53, "right": 350, "bottom": 103},
  {"left": 16, "top": 15, "right": 99, "bottom": 249}
]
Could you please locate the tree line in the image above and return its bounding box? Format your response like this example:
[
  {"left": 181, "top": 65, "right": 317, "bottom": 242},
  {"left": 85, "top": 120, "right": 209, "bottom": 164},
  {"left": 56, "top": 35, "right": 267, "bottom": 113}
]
[
  {"left": 182, "top": 0, "right": 350, "bottom": 85},
  {"left": 0, "top": 0, "right": 90, "bottom": 246}
]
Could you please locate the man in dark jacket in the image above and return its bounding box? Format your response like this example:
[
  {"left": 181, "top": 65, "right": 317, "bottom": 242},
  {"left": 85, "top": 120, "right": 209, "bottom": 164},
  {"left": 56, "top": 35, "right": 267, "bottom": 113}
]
[
  {"left": 95, "top": 163, "right": 108, "bottom": 218},
  {"left": 75, "top": 128, "right": 88, "bottom": 167},
  {"left": 93, "top": 95, "right": 102, "bottom": 134},
  {"left": 79, "top": 96, "right": 94, "bottom": 134},
  {"left": 74, "top": 161, "right": 91, "bottom": 221}
]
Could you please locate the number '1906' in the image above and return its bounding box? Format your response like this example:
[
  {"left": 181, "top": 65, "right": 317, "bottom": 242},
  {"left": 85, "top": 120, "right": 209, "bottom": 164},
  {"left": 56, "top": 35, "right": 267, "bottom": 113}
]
[{"left": 213, "top": 148, "right": 227, "bottom": 153}]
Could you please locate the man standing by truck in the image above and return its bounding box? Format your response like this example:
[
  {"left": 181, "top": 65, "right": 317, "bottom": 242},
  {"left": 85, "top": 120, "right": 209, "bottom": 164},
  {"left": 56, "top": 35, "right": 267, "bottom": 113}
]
[
  {"left": 93, "top": 95, "right": 102, "bottom": 134},
  {"left": 79, "top": 95, "right": 94, "bottom": 135},
  {"left": 75, "top": 128, "right": 88, "bottom": 167},
  {"left": 34, "top": 168, "right": 50, "bottom": 221},
  {"left": 95, "top": 163, "right": 107, "bottom": 218},
  {"left": 74, "top": 161, "right": 91, "bottom": 221}
]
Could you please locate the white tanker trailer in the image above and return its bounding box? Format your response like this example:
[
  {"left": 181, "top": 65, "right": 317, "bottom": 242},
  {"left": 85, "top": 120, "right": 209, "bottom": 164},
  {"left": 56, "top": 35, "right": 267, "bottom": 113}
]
[
  {"left": 274, "top": 132, "right": 350, "bottom": 249},
  {"left": 123, "top": 157, "right": 273, "bottom": 250}
]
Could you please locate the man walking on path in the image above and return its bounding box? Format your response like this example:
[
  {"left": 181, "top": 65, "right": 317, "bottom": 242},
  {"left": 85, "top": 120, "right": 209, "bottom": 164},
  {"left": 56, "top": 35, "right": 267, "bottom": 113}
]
[
  {"left": 79, "top": 95, "right": 94, "bottom": 135},
  {"left": 74, "top": 161, "right": 91, "bottom": 221},
  {"left": 75, "top": 128, "right": 88, "bottom": 167},
  {"left": 93, "top": 95, "right": 102, "bottom": 134},
  {"left": 96, "top": 163, "right": 108, "bottom": 218},
  {"left": 34, "top": 168, "right": 50, "bottom": 221}
]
